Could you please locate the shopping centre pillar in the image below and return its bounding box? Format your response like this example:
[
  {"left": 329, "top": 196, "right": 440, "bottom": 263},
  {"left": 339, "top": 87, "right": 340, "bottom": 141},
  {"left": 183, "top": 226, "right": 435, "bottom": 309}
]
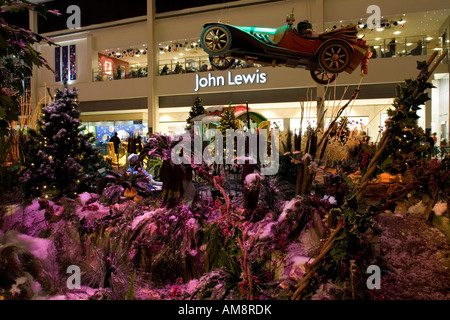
[
  {"left": 425, "top": 99, "right": 432, "bottom": 131},
  {"left": 29, "top": 9, "right": 38, "bottom": 114},
  {"left": 147, "top": 0, "right": 158, "bottom": 134},
  {"left": 315, "top": 0, "right": 325, "bottom": 131},
  {"left": 316, "top": 94, "right": 325, "bottom": 131}
]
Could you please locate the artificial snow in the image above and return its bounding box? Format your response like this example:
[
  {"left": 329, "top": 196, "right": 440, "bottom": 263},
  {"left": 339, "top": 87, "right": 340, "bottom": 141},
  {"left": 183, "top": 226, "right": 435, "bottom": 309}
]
[
  {"left": 244, "top": 173, "right": 262, "bottom": 187},
  {"left": 201, "top": 115, "right": 221, "bottom": 124},
  {"left": 3, "top": 231, "right": 56, "bottom": 262},
  {"left": 77, "top": 192, "right": 95, "bottom": 206},
  {"left": 258, "top": 222, "right": 276, "bottom": 240},
  {"left": 278, "top": 198, "right": 299, "bottom": 222},
  {"left": 407, "top": 200, "right": 427, "bottom": 216},
  {"left": 205, "top": 106, "right": 224, "bottom": 113},
  {"left": 0, "top": 199, "right": 57, "bottom": 237},
  {"left": 322, "top": 195, "right": 337, "bottom": 205},
  {"left": 432, "top": 201, "right": 447, "bottom": 216},
  {"left": 130, "top": 210, "right": 156, "bottom": 230}
]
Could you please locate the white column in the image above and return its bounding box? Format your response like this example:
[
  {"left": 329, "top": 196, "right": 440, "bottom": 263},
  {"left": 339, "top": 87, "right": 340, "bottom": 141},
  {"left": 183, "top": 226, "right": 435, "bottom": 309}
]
[
  {"left": 86, "top": 34, "right": 95, "bottom": 83},
  {"left": 29, "top": 9, "right": 38, "bottom": 113},
  {"left": 315, "top": 0, "right": 325, "bottom": 131},
  {"left": 147, "top": 0, "right": 159, "bottom": 134}
]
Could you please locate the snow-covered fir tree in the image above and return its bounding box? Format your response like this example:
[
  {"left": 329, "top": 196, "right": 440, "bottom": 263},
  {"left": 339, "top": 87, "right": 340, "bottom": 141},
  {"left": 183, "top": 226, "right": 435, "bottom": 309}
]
[
  {"left": 186, "top": 96, "right": 205, "bottom": 131},
  {"left": 21, "top": 82, "right": 105, "bottom": 198}
]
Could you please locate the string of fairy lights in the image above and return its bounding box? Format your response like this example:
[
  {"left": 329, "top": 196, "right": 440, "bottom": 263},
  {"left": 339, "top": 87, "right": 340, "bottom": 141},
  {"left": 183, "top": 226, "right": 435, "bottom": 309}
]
[
  {"left": 104, "top": 46, "right": 149, "bottom": 58},
  {"left": 101, "top": 39, "right": 203, "bottom": 58},
  {"left": 159, "top": 39, "right": 202, "bottom": 54},
  {"left": 325, "top": 16, "right": 407, "bottom": 33}
]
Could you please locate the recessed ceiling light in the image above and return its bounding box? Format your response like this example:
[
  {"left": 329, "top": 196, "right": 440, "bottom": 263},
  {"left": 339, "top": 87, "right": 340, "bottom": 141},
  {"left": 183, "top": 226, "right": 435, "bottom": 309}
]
[
  {"left": 375, "top": 38, "right": 381, "bottom": 40},
  {"left": 394, "top": 31, "right": 401, "bottom": 35}
]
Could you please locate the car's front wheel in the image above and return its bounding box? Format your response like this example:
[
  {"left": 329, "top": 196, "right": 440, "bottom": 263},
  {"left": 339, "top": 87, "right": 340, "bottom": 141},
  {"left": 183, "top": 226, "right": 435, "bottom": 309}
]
[
  {"left": 209, "top": 56, "right": 235, "bottom": 70},
  {"left": 310, "top": 69, "right": 336, "bottom": 85},
  {"left": 317, "top": 41, "right": 352, "bottom": 74},
  {"left": 201, "top": 25, "right": 232, "bottom": 56}
]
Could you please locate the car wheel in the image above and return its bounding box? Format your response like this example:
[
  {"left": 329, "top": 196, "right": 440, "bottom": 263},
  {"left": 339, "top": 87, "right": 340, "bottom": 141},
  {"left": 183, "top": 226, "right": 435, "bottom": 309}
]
[
  {"left": 317, "top": 41, "right": 352, "bottom": 74},
  {"left": 310, "top": 69, "right": 336, "bottom": 85},
  {"left": 209, "top": 56, "right": 235, "bottom": 70},
  {"left": 201, "top": 25, "right": 232, "bottom": 56}
]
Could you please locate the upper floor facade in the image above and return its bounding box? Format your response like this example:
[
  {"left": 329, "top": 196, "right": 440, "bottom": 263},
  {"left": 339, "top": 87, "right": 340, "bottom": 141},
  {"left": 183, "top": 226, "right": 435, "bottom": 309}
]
[{"left": 21, "top": 0, "right": 449, "bottom": 134}]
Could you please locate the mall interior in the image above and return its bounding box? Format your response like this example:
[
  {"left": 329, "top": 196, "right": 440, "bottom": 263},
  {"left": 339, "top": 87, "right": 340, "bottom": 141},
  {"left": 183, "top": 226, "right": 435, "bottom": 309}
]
[{"left": 14, "top": 0, "right": 450, "bottom": 153}]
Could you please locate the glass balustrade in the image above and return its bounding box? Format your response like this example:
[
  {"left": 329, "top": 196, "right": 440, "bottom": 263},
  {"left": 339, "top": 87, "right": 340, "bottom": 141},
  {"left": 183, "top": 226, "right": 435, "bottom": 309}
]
[
  {"left": 92, "top": 65, "right": 148, "bottom": 82},
  {"left": 158, "top": 56, "right": 261, "bottom": 76}
]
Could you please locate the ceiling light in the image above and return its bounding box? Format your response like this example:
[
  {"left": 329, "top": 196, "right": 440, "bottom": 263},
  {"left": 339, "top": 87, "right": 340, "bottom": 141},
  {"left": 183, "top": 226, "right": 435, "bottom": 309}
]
[
  {"left": 433, "top": 48, "right": 441, "bottom": 50},
  {"left": 394, "top": 31, "right": 401, "bottom": 35},
  {"left": 407, "top": 43, "right": 413, "bottom": 46},
  {"left": 179, "top": 53, "right": 184, "bottom": 56},
  {"left": 376, "top": 27, "right": 383, "bottom": 32},
  {"left": 426, "top": 37, "right": 433, "bottom": 41},
  {"left": 374, "top": 46, "right": 380, "bottom": 49},
  {"left": 375, "top": 38, "right": 381, "bottom": 40}
]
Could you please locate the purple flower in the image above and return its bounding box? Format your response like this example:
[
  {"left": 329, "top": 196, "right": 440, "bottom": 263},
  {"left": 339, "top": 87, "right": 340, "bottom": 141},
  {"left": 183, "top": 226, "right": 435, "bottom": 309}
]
[{"left": 48, "top": 9, "right": 62, "bottom": 16}]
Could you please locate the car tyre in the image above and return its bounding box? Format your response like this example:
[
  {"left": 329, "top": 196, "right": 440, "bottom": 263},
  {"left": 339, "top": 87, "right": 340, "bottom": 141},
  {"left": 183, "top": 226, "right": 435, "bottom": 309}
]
[
  {"left": 317, "top": 41, "right": 352, "bottom": 74},
  {"left": 310, "top": 69, "right": 336, "bottom": 85},
  {"left": 201, "top": 25, "right": 232, "bottom": 56},
  {"left": 209, "top": 56, "right": 235, "bottom": 70}
]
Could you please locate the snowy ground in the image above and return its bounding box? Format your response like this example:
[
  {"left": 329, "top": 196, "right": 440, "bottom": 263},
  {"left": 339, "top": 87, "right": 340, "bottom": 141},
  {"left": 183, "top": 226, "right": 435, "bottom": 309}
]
[{"left": 375, "top": 206, "right": 450, "bottom": 300}]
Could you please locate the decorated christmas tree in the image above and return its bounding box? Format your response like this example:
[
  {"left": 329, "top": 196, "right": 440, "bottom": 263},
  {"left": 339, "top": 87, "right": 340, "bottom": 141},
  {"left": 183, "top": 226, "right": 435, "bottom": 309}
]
[
  {"left": 379, "top": 64, "right": 433, "bottom": 174},
  {"left": 218, "top": 105, "right": 237, "bottom": 135},
  {"left": 21, "top": 80, "right": 105, "bottom": 198},
  {"left": 185, "top": 96, "right": 205, "bottom": 130}
]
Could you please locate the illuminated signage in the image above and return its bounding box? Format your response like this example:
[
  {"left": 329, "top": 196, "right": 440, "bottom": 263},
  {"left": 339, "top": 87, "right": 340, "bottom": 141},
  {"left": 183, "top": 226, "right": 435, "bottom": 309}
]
[
  {"left": 104, "top": 61, "right": 112, "bottom": 75},
  {"left": 194, "top": 69, "right": 267, "bottom": 92}
]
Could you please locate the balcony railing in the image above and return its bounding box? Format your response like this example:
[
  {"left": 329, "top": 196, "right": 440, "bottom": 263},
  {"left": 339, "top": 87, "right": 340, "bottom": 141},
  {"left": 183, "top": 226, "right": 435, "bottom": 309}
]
[
  {"left": 158, "top": 56, "right": 261, "bottom": 76},
  {"left": 365, "top": 35, "right": 449, "bottom": 60},
  {"left": 93, "top": 66, "right": 148, "bottom": 82}
]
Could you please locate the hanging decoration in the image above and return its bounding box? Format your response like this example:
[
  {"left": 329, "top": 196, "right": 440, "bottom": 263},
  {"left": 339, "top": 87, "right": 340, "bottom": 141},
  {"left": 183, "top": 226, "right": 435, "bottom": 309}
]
[
  {"left": 69, "top": 44, "right": 76, "bottom": 81},
  {"left": 105, "top": 46, "right": 149, "bottom": 58},
  {"left": 55, "top": 44, "right": 77, "bottom": 82},
  {"left": 158, "top": 39, "right": 201, "bottom": 53},
  {"left": 55, "top": 47, "right": 61, "bottom": 82},
  {"left": 325, "top": 17, "right": 406, "bottom": 33},
  {"left": 62, "top": 45, "right": 68, "bottom": 80}
]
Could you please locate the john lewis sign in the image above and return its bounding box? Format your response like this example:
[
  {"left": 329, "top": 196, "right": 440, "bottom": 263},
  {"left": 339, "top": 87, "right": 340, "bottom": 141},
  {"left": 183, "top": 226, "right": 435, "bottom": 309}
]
[{"left": 194, "top": 69, "right": 267, "bottom": 92}]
